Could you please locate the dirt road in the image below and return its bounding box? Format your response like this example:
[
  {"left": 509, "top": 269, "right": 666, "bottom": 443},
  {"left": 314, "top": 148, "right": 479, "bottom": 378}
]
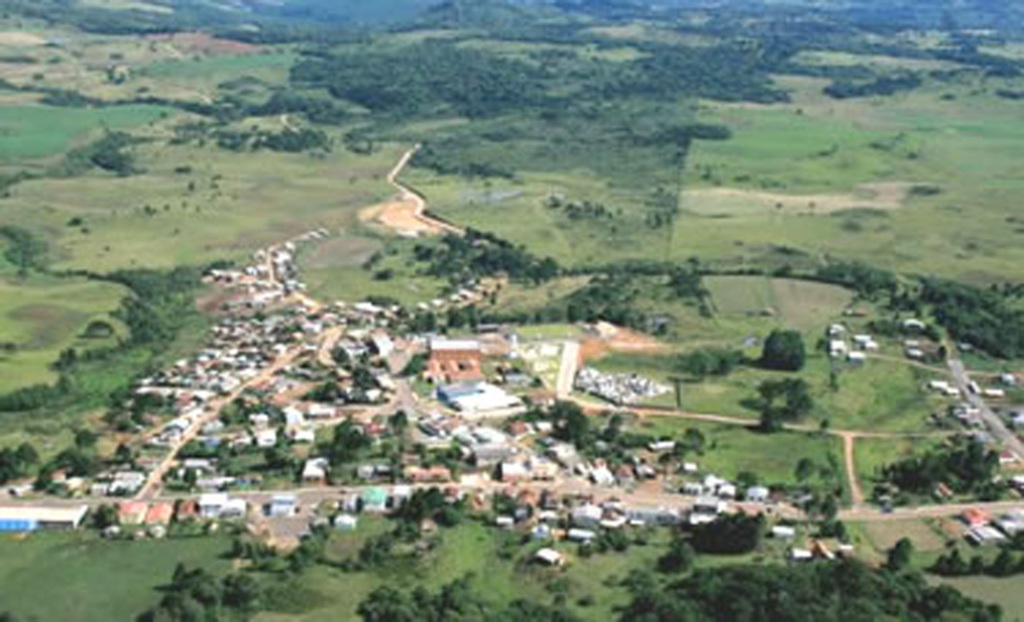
[{"left": 360, "top": 146, "right": 463, "bottom": 237}]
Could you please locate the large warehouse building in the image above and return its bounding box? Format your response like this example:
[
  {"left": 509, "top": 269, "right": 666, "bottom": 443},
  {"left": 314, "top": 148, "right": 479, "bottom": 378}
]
[{"left": 0, "top": 505, "right": 90, "bottom": 532}]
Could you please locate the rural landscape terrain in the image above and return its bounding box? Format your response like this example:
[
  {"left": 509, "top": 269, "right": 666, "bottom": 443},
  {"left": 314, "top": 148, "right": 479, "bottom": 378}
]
[{"left": 3, "top": 0, "right": 1024, "bottom": 620}]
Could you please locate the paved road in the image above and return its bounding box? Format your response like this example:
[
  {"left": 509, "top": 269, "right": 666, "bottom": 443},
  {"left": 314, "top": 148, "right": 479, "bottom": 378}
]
[
  {"left": 556, "top": 341, "right": 580, "bottom": 399},
  {"left": 948, "top": 357, "right": 1024, "bottom": 459}
]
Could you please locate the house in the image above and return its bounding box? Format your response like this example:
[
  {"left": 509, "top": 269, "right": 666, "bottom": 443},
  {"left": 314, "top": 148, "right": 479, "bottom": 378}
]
[
  {"left": 500, "top": 462, "right": 529, "bottom": 483},
  {"left": 788, "top": 548, "right": 814, "bottom": 563},
  {"left": 302, "top": 458, "right": 329, "bottom": 484},
  {"left": 118, "top": 501, "right": 149, "bottom": 526},
  {"left": 534, "top": 548, "right": 564, "bottom": 567},
  {"left": 590, "top": 466, "right": 615, "bottom": 487},
  {"left": 249, "top": 413, "right": 271, "bottom": 428},
  {"left": 289, "top": 427, "right": 316, "bottom": 444},
  {"left": 746, "top": 486, "right": 770, "bottom": 503},
  {"left": 256, "top": 428, "right": 278, "bottom": 448},
  {"left": 283, "top": 407, "right": 305, "bottom": 427},
  {"left": 962, "top": 508, "right": 990, "bottom": 528},
  {"left": 405, "top": 465, "right": 452, "bottom": 483},
  {"left": 334, "top": 514, "right": 358, "bottom": 531},
  {"left": 993, "top": 511, "right": 1024, "bottom": 537},
  {"left": 966, "top": 525, "right": 1007, "bottom": 546},
  {"left": 307, "top": 403, "right": 336, "bottom": 419},
  {"left": 371, "top": 334, "right": 394, "bottom": 358},
  {"left": 847, "top": 351, "right": 867, "bottom": 364},
  {"left": 145, "top": 502, "right": 174, "bottom": 526},
  {"left": 648, "top": 440, "right": 676, "bottom": 453},
  {"left": 496, "top": 515, "right": 515, "bottom": 529},
  {"left": 772, "top": 525, "right": 796, "bottom": 540},
  {"left": 269, "top": 494, "right": 297, "bottom": 518},
  {"left": 361, "top": 487, "right": 389, "bottom": 513},
  {"left": 199, "top": 493, "right": 229, "bottom": 519},
  {"left": 426, "top": 339, "right": 483, "bottom": 383},
  {"left": 567, "top": 528, "right": 596, "bottom": 543},
  {"left": 903, "top": 318, "right": 927, "bottom": 332},
  {"left": 572, "top": 504, "right": 604, "bottom": 528}
]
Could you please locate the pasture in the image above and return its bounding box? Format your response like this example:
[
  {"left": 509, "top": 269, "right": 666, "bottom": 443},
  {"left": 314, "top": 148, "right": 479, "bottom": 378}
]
[
  {"left": 0, "top": 531, "right": 233, "bottom": 621},
  {"left": 0, "top": 276, "right": 126, "bottom": 393},
  {"left": 705, "top": 275, "right": 853, "bottom": 332},
  {"left": 0, "top": 103, "right": 170, "bottom": 162},
  {"left": 3, "top": 138, "right": 404, "bottom": 273}
]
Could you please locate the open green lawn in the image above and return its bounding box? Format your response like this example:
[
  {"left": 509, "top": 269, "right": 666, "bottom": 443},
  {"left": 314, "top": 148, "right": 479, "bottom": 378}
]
[
  {"left": 0, "top": 532, "right": 233, "bottom": 621},
  {"left": 0, "top": 103, "right": 170, "bottom": 162},
  {"left": 0, "top": 275, "right": 127, "bottom": 392}
]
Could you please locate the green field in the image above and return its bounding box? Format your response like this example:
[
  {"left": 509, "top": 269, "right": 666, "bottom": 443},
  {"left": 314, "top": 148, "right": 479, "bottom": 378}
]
[
  {"left": 641, "top": 415, "right": 844, "bottom": 488},
  {"left": 0, "top": 104, "right": 170, "bottom": 162},
  {"left": 705, "top": 275, "right": 853, "bottom": 332},
  {"left": 0, "top": 532, "right": 233, "bottom": 621},
  {"left": 0, "top": 276, "right": 126, "bottom": 392},
  {"left": 592, "top": 350, "right": 942, "bottom": 433},
  {"left": 933, "top": 576, "right": 1024, "bottom": 621},
  {"left": 853, "top": 435, "right": 945, "bottom": 492},
  {"left": 3, "top": 139, "right": 404, "bottom": 273}
]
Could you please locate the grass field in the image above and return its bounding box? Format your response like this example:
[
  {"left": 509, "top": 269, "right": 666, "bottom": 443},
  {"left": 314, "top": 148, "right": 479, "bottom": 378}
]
[
  {"left": 591, "top": 350, "right": 942, "bottom": 433},
  {"left": 0, "top": 532, "right": 233, "bottom": 621},
  {"left": 0, "top": 103, "right": 170, "bottom": 162},
  {"left": 3, "top": 138, "right": 404, "bottom": 273},
  {"left": 640, "top": 415, "right": 844, "bottom": 488},
  {"left": 0, "top": 275, "right": 127, "bottom": 392},
  {"left": 933, "top": 576, "right": 1024, "bottom": 621},
  {"left": 705, "top": 275, "right": 853, "bottom": 332},
  {"left": 852, "top": 435, "right": 946, "bottom": 492}
]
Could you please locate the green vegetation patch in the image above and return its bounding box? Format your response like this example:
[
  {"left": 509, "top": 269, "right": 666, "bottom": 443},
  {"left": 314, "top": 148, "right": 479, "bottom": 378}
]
[
  {"left": 0, "top": 532, "right": 233, "bottom": 621},
  {"left": 0, "top": 276, "right": 126, "bottom": 393},
  {"left": 0, "top": 104, "right": 169, "bottom": 162}
]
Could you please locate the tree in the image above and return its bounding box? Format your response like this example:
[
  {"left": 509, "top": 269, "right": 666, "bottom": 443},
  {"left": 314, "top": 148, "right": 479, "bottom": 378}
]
[
  {"left": 91, "top": 504, "right": 118, "bottom": 529},
  {"left": 390, "top": 410, "right": 409, "bottom": 434},
  {"left": 887, "top": 537, "right": 914, "bottom": 572},
  {"left": 761, "top": 329, "right": 806, "bottom": 371},
  {"left": 549, "top": 401, "right": 590, "bottom": 447},
  {"left": 222, "top": 573, "right": 262, "bottom": 612},
  {"left": 795, "top": 457, "right": 816, "bottom": 483},
  {"left": 658, "top": 536, "right": 695, "bottom": 573},
  {"left": 691, "top": 514, "right": 764, "bottom": 555},
  {"left": 757, "top": 378, "right": 813, "bottom": 433}
]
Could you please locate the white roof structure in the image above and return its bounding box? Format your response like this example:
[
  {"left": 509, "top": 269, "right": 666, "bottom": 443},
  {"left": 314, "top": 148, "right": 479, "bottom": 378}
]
[
  {"left": 534, "top": 548, "right": 563, "bottom": 566},
  {"left": 430, "top": 338, "right": 481, "bottom": 352},
  {"left": 0, "top": 505, "right": 88, "bottom": 528}
]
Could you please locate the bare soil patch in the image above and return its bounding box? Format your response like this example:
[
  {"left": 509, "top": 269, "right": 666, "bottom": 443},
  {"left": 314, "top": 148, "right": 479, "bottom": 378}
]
[
  {"left": 0, "top": 32, "right": 47, "bottom": 47},
  {"left": 149, "top": 33, "right": 261, "bottom": 56},
  {"left": 685, "top": 181, "right": 917, "bottom": 215}
]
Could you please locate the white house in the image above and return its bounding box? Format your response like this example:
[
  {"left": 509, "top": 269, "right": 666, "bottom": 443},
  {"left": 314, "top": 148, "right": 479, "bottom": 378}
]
[{"left": 534, "top": 548, "right": 564, "bottom": 567}]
